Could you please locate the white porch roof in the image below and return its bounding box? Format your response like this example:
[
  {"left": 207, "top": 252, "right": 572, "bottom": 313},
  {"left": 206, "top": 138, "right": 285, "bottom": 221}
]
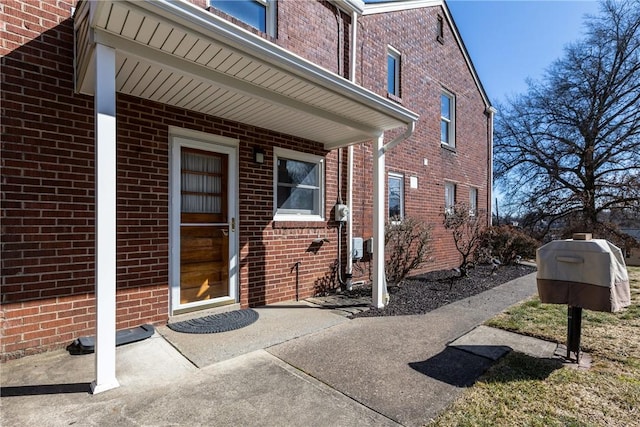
[
  {"left": 74, "top": 0, "right": 418, "bottom": 394},
  {"left": 74, "top": 0, "right": 418, "bottom": 149}
]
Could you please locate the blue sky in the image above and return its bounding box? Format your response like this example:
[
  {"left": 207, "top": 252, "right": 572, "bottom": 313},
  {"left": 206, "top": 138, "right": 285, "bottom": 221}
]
[{"left": 446, "top": 0, "right": 601, "bottom": 105}]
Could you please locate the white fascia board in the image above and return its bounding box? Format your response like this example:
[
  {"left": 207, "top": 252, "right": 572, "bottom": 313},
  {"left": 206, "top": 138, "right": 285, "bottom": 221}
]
[
  {"left": 362, "top": 0, "right": 443, "bottom": 15},
  {"left": 128, "top": 0, "right": 418, "bottom": 126},
  {"left": 334, "top": 0, "right": 365, "bottom": 15}
]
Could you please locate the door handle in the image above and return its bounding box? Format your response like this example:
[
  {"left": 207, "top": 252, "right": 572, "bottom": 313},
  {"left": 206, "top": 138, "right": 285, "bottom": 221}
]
[{"left": 231, "top": 217, "right": 235, "bottom": 232}]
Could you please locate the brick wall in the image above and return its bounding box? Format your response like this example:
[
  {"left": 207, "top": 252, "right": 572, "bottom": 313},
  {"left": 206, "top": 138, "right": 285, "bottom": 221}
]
[
  {"left": 277, "top": 0, "right": 351, "bottom": 78},
  {"left": 1, "top": 0, "right": 490, "bottom": 360},
  {"left": 350, "top": 6, "right": 491, "bottom": 277},
  {"left": 275, "top": 3, "right": 491, "bottom": 275},
  {"left": 237, "top": 127, "right": 343, "bottom": 308},
  {"left": 1, "top": 0, "right": 346, "bottom": 360},
  {"left": 1, "top": 0, "right": 96, "bottom": 360}
]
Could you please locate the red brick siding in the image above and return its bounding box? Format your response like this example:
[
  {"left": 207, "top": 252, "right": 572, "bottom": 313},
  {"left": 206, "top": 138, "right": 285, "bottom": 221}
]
[
  {"left": 237, "top": 128, "right": 343, "bottom": 308},
  {"left": 1, "top": 1, "right": 348, "bottom": 360},
  {"left": 276, "top": 0, "right": 351, "bottom": 78},
  {"left": 1, "top": 0, "right": 490, "bottom": 360},
  {"left": 350, "top": 7, "right": 491, "bottom": 277},
  {"left": 206, "top": 0, "right": 352, "bottom": 77}
]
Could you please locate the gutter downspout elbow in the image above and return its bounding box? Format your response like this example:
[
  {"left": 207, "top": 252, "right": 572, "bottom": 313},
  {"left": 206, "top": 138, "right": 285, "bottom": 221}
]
[{"left": 382, "top": 121, "right": 415, "bottom": 154}]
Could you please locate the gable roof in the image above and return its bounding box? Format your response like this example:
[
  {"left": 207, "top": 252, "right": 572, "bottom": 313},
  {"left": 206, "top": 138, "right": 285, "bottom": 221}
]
[{"left": 339, "top": 0, "right": 492, "bottom": 108}]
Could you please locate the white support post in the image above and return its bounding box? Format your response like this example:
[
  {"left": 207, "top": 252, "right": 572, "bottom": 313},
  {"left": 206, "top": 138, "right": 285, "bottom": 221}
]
[
  {"left": 372, "top": 133, "right": 386, "bottom": 308},
  {"left": 91, "top": 42, "right": 119, "bottom": 394}
]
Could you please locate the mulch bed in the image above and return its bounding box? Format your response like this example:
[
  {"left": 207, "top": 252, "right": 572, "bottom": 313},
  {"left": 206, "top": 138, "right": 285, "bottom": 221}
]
[{"left": 348, "top": 263, "right": 537, "bottom": 318}]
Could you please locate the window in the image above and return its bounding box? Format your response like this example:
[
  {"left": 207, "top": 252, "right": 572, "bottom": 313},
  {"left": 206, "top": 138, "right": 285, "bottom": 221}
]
[
  {"left": 469, "top": 187, "right": 478, "bottom": 217},
  {"left": 445, "top": 181, "right": 456, "bottom": 213},
  {"left": 211, "top": 0, "right": 275, "bottom": 35},
  {"left": 387, "top": 46, "right": 401, "bottom": 98},
  {"left": 388, "top": 173, "right": 404, "bottom": 220},
  {"left": 441, "top": 91, "right": 455, "bottom": 148},
  {"left": 181, "top": 148, "right": 226, "bottom": 222},
  {"left": 274, "top": 148, "right": 324, "bottom": 220}
]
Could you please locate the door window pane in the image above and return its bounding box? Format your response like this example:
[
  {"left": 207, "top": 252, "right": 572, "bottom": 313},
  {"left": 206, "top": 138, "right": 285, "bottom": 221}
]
[{"left": 181, "top": 148, "right": 227, "bottom": 223}]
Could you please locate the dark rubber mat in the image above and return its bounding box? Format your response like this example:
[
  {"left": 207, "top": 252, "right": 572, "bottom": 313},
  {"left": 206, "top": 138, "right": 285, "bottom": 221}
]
[
  {"left": 67, "top": 324, "right": 155, "bottom": 355},
  {"left": 167, "top": 309, "right": 259, "bottom": 334}
]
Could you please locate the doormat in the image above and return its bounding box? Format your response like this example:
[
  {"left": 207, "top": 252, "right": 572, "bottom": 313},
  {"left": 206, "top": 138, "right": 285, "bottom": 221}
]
[
  {"left": 67, "top": 324, "right": 155, "bottom": 355},
  {"left": 167, "top": 309, "right": 259, "bottom": 334}
]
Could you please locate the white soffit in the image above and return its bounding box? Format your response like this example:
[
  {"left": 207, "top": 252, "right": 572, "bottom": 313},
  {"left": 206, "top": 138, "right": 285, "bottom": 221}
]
[
  {"left": 74, "top": 0, "right": 418, "bottom": 149},
  {"left": 362, "top": 0, "right": 443, "bottom": 15}
]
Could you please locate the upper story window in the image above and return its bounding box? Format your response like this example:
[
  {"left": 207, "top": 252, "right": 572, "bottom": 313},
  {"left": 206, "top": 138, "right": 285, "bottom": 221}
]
[
  {"left": 441, "top": 91, "right": 456, "bottom": 148},
  {"left": 387, "top": 46, "right": 401, "bottom": 98},
  {"left": 210, "top": 0, "right": 276, "bottom": 36},
  {"left": 445, "top": 181, "right": 456, "bottom": 214},
  {"left": 388, "top": 173, "right": 404, "bottom": 221},
  {"left": 274, "top": 148, "right": 324, "bottom": 221}
]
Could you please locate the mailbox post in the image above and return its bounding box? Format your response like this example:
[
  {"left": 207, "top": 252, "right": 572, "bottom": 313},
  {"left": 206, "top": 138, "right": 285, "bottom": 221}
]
[
  {"left": 536, "top": 233, "right": 630, "bottom": 363},
  {"left": 566, "top": 306, "right": 582, "bottom": 361}
]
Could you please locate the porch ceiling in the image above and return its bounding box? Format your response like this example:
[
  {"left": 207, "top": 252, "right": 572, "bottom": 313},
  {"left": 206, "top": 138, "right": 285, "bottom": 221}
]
[{"left": 74, "top": 0, "right": 418, "bottom": 149}]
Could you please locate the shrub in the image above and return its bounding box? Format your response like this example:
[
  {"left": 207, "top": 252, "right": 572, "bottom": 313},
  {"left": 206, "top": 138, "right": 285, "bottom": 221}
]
[
  {"left": 475, "top": 225, "right": 539, "bottom": 265},
  {"left": 443, "top": 203, "right": 486, "bottom": 277},
  {"left": 385, "top": 216, "right": 433, "bottom": 286}
]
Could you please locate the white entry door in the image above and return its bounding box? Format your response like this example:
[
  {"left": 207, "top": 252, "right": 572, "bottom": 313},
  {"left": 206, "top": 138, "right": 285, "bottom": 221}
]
[{"left": 170, "top": 135, "right": 238, "bottom": 313}]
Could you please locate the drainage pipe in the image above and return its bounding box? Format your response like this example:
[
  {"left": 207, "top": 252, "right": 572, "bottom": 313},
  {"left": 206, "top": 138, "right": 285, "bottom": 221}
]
[
  {"left": 345, "top": 145, "right": 354, "bottom": 290},
  {"left": 382, "top": 122, "right": 416, "bottom": 154},
  {"left": 344, "top": 10, "right": 359, "bottom": 291},
  {"left": 486, "top": 106, "right": 497, "bottom": 226}
]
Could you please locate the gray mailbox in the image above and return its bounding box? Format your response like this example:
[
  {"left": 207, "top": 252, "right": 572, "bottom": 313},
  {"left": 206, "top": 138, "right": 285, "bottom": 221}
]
[{"left": 536, "top": 234, "right": 630, "bottom": 361}]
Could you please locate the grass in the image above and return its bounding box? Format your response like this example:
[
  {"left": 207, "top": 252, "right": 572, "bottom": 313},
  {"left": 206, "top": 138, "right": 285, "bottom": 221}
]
[{"left": 429, "top": 266, "right": 640, "bottom": 427}]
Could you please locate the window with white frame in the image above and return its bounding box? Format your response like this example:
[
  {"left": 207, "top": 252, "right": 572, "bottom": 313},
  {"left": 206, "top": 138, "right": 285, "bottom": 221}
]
[
  {"left": 274, "top": 148, "right": 324, "bottom": 220},
  {"left": 445, "top": 181, "right": 456, "bottom": 213},
  {"left": 387, "top": 46, "right": 401, "bottom": 98},
  {"left": 388, "top": 173, "right": 404, "bottom": 220},
  {"left": 469, "top": 187, "right": 478, "bottom": 217},
  {"left": 441, "top": 91, "right": 455, "bottom": 148},
  {"left": 211, "top": 0, "right": 276, "bottom": 35}
]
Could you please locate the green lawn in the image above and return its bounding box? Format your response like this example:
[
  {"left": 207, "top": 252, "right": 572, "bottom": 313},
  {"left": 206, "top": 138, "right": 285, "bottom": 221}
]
[{"left": 429, "top": 266, "right": 640, "bottom": 427}]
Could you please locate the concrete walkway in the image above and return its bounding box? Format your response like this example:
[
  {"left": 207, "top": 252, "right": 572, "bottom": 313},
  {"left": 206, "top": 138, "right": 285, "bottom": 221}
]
[{"left": 1, "top": 272, "right": 557, "bottom": 426}]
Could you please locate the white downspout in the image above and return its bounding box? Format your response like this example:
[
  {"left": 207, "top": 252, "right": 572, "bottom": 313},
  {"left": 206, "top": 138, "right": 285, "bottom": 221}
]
[
  {"left": 487, "top": 106, "right": 497, "bottom": 225},
  {"left": 350, "top": 10, "right": 358, "bottom": 81},
  {"left": 346, "top": 146, "right": 354, "bottom": 289},
  {"left": 383, "top": 122, "right": 415, "bottom": 154},
  {"left": 345, "top": 10, "right": 358, "bottom": 290}
]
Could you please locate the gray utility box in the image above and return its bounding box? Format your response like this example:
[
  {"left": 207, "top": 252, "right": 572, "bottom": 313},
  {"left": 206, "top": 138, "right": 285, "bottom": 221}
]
[{"left": 536, "top": 237, "right": 630, "bottom": 313}]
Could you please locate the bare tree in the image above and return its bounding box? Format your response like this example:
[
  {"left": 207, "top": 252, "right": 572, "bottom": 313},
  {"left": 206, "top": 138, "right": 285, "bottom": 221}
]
[{"left": 494, "top": 0, "right": 640, "bottom": 237}]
